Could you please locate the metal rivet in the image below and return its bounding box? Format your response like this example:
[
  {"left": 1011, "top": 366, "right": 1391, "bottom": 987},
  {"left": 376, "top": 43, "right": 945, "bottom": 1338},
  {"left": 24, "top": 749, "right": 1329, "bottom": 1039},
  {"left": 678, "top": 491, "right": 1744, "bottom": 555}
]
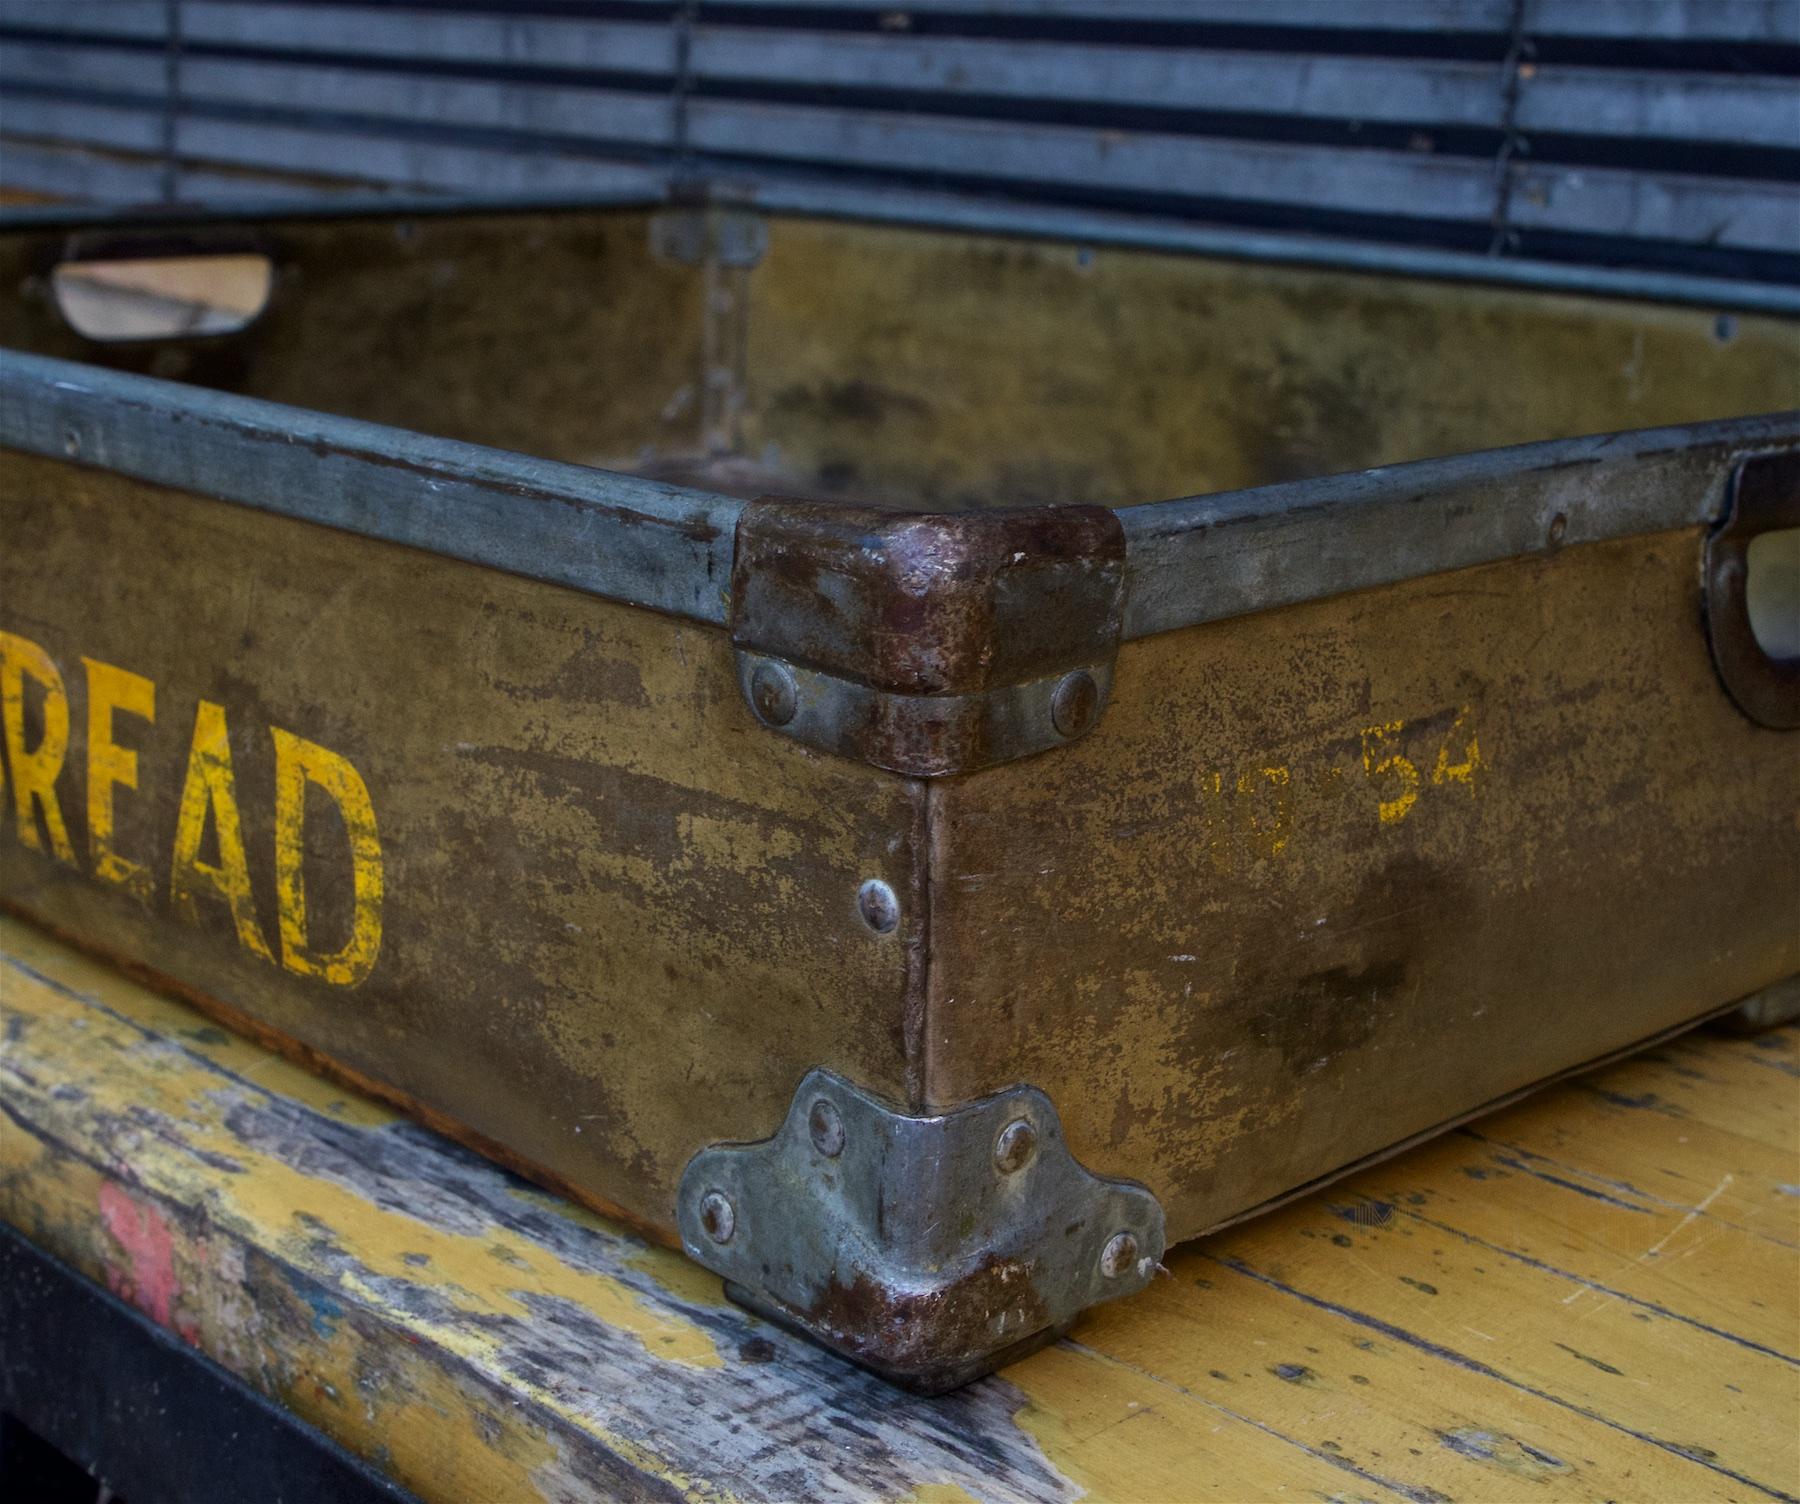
[
  {"left": 993, "top": 1117, "right": 1037, "bottom": 1174},
  {"left": 749, "top": 661, "right": 798, "bottom": 727},
  {"left": 1050, "top": 670, "right": 1099, "bottom": 739},
  {"left": 857, "top": 878, "right": 899, "bottom": 934},
  {"left": 808, "top": 1098, "right": 845, "bottom": 1158},
  {"left": 1099, "top": 1231, "right": 1139, "bottom": 1279},
  {"left": 699, "top": 1189, "right": 736, "bottom": 1244}
]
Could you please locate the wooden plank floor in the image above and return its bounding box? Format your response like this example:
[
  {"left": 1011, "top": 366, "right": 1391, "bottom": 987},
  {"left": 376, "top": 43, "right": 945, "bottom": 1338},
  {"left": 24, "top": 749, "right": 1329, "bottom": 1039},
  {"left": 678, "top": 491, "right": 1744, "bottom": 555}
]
[{"left": 2, "top": 912, "right": 1796, "bottom": 1503}]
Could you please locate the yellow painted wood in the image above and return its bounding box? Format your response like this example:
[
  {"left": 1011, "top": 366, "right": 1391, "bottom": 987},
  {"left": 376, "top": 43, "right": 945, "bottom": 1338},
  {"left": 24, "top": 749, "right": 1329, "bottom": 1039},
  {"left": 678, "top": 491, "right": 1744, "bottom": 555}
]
[{"left": 3, "top": 912, "right": 1796, "bottom": 1503}]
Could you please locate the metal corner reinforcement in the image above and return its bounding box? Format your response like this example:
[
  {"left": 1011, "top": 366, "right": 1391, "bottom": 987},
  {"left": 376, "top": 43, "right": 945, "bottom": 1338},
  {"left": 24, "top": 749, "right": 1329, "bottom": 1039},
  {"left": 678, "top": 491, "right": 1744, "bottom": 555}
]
[
  {"left": 675, "top": 1071, "right": 1166, "bottom": 1392},
  {"left": 728, "top": 499, "right": 1128, "bottom": 775}
]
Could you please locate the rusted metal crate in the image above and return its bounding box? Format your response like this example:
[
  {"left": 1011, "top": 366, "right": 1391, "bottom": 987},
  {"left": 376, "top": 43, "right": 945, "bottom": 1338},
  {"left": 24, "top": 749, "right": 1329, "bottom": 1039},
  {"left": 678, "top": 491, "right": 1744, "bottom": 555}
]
[{"left": 0, "top": 198, "right": 1794, "bottom": 1389}]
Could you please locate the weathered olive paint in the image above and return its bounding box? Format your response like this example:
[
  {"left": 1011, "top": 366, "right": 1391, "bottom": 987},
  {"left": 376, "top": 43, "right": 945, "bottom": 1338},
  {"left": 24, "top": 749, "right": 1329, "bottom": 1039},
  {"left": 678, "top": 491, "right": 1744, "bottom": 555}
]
[
  {"left": 0, "top": 453, "right": 922, "bottom": 1232},
  {"left": 6, "top": 455, "right": 1793, "bottom": 1252},
  {"left": 922, "top": 528, "right": 1800, "bottom": 1241},
  {"left": 740, "top": 216, "right": 1799, "bottom": 508}
]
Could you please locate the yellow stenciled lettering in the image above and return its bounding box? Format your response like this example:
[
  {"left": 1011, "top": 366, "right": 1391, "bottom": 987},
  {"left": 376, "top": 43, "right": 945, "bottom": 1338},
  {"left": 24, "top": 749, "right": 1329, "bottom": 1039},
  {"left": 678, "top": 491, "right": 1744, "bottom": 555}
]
[
  {"left": 170, "top": 699, "right": 273, "bottom": 961},
  {"left": 1197, "top": 767, "right": 1233, "bottom": 873},
  {"left": 0, "top": 631, "right": 76, "bottom": 863},
  {"left": 1361, "top": 719, "right": 1420, "bottom": 825},
  {"left": 82, "top": 657, "right": 156, "bottom": 903},
  {"left": 1432, "top": 704, "right": 1484, "bottom": 791},
  {"left": 1237, "top": 765, "right": 1293, "bottom": 857},
  {"left": 271, "top": 726, "right": 382, "bottom": 987}
]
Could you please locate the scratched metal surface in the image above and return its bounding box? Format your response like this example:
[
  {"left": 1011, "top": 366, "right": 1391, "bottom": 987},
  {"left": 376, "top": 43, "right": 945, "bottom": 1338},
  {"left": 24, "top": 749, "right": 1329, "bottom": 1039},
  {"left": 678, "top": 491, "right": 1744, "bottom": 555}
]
[{"left": 3, "top": 914, "right": 1795, "bottom": 1502}]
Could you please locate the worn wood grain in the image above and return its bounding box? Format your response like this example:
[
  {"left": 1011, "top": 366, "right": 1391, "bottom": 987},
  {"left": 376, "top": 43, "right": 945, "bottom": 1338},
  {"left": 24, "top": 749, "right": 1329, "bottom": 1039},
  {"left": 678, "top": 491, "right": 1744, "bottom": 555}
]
[{"left": 3, "top": 913, "right": 1794, "bottom": 1502}]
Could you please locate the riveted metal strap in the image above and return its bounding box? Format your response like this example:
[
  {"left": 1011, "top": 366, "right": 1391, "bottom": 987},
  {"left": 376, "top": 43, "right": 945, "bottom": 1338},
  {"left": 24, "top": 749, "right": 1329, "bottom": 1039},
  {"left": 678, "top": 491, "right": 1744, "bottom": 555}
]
[
  {"left": 733, "top": 651, "right": 1114, "bottom": 778},
  {"left": 677, "top": 1070, "right": 1166, "bottom": 1392}
]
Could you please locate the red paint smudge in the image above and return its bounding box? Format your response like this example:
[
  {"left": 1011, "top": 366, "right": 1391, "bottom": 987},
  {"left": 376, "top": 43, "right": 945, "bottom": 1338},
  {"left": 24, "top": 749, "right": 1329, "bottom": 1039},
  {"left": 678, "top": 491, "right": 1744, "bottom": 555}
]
[{"left": 98, "top": 1182, "right": 179, "bottom": 1328}]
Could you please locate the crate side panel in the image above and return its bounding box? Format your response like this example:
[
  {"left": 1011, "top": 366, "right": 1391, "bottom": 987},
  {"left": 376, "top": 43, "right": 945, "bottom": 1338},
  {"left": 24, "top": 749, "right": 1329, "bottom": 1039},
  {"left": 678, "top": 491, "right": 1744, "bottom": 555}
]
[
  {"left": 923, "top": 528, "right": 1797, "bottom": 1240},
  {"left": 741, "top": 216, "right": 1797, "bottom": 509},
  {"left": 0, "top": 455, "right": 919, "bottom": 1231}
]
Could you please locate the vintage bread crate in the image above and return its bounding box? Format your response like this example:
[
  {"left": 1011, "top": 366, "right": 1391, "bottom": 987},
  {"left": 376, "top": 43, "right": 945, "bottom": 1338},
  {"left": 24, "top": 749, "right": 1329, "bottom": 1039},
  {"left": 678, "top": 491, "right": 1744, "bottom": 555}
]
[{"left": 0, "top": 201, "right": 1793, "bottom": 1388}]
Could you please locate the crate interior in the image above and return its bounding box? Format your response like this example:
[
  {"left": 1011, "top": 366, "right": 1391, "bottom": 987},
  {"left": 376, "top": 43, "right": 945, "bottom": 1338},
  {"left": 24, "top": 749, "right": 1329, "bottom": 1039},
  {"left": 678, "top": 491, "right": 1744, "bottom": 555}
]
[{"left": 3, "top": 205, "right": 1792, "bottom": 511}]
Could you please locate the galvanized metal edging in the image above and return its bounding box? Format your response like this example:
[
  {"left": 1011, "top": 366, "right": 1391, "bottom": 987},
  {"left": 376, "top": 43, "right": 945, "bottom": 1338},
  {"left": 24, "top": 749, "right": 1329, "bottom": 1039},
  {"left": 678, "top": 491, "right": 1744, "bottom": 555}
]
[
  {"left": 729, "top": 179, "right": 1800, "bottom": 319},
  {"left": 0, "top": 349, "right": 743, "bottom": 628},
  {"left": 1115, "top": 413, "right": 1800, "bottom": 642},
  {"left": 4, "top": 353, "right": 1794, "bottom": 663}
]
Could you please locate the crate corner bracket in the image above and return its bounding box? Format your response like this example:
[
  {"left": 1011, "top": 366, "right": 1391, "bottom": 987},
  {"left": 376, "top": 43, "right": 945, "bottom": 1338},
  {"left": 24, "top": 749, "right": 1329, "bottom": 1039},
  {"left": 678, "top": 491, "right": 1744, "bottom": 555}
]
[
  {"left": 728, "top": 499, "right": 1129, "bottom": 776},
  {"left": 676, "top": 1069, "right": 1166, "bottom": 1392}
]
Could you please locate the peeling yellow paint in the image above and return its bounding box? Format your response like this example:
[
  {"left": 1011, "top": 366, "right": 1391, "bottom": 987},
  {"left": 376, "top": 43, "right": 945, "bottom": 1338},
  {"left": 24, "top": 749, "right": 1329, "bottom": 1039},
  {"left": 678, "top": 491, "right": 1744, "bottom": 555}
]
[
  {"left": 1360, "top": 719, "right": 1421, "bottom": 825},
  {"left": 896, "top": 1483, "right": 987, "bottom": 1504},
  {"left": 1005, "top": 1342, "right": 1355, "bottom": 1501},
  {"left": 0, "top": 928, "right": 723, "bottom": 1377},
  {"left": 1432, "top": 704, "right": 1485, "bottom": 790}
]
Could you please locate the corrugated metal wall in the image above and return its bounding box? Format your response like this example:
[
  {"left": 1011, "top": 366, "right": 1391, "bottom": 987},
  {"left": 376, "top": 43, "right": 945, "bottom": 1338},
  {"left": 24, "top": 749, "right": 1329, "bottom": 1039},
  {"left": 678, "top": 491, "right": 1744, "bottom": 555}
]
[{"left": 0, "top": 1, "right": 1795, "bottom": 288}]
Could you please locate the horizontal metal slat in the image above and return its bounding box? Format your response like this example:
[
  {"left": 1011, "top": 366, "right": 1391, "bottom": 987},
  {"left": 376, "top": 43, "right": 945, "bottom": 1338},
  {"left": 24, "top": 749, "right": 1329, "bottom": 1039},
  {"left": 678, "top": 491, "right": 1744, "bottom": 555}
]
[
  {"left": 1523, "top": 0, "right": 1800, "bottom": 43},
  {"left": 734, "top": 173, "right": 1800, "bottom": 310},
  {"left": 173, "top": 115, "right": 670, "bottom": 198},
  {"left": 688, "top": 28, "right": 1508, "bottom": 126},
  {"left": 0, "top": 94, "right": 165, "bottom": 153},
  {"left": 687, "top": 99, "right": 1505, "bottom": 223},
  {"left": 1507, "top": 162, "right": 1800, "bottom": 253},
  {"left": 0, "top": 134, "right": 353, "bottom": 202},
  {"left": 702, "top": 1, "right": 1519, "bottom": 29},
  {"left": 0, "top": 39, "right": 167, "bottom": 94},
  {"left": 0, "top": 0, "right": 168, "bottom": 41},
  {"left": 175, "top": 56, "right": 675, "bottom": 148},
  {"left": 713, "top": 0, "right": 1796, "bottom": 41},
  {"left": 688, "top": 99, "right": 1800, "bottom": 252},
  {"left": 1518, "top": 67, "right": 1800, "bottom": 151},
  {"left": 178, "top": 2, "right": 677, "bottom": 76},
  {"left": 0, "top": 135, "right": 169, "bottom": 199}
]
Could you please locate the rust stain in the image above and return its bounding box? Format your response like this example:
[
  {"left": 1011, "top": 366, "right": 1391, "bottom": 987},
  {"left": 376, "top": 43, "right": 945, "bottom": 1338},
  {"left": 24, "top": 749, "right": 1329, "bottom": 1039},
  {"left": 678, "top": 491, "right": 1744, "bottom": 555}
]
[
  {"left": 730, "top": 500, "right": 1126, "bottom": 696},
  {"left": 803, "top": 1253, "right": 1053, "bottom": 1390}
]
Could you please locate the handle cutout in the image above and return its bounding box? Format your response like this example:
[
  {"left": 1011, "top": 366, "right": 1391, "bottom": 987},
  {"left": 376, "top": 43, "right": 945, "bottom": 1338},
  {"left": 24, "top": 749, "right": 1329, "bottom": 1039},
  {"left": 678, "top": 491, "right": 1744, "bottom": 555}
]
[
  {"left": 51, "top": 253, "right": 272, "bottom": 342},
  {"left": 1745, "top": 528, "right": 1799, "bottom": 664}
]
